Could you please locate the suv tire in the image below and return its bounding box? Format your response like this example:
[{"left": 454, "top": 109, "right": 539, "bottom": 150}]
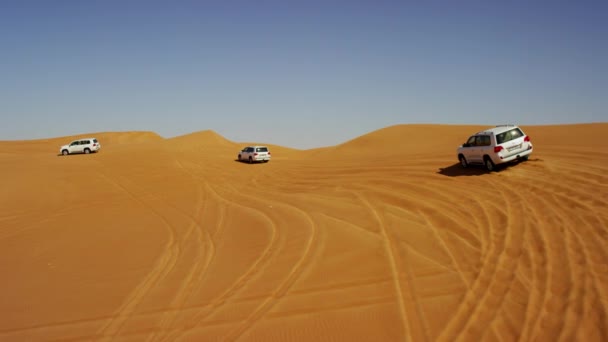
[
  {"left": 62, "top": 150, "right": 69, "bottom": 156},
  {"left": 484, "top": 156, "right": 495, "bottom": 172},
  {"left": 458, "top": 155, "right": 468, "bottom": 168},
  {"left": 248, "top": 156, "right": 253, "bottom": 164},
  {"left": 84, "top": 148, "right": 91, "bottom": 154}
]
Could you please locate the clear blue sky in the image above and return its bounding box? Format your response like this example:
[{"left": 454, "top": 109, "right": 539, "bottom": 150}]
[{"left": 1, "top": 1, "right": 607, "bottom": 148}]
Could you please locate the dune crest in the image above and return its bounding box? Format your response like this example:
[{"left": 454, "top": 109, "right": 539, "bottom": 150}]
[
  {"left": 0, "top": 131, "right": 163, "bottom": 154},
  {"left": 168, "top": 130, "right": 234, "bottom": 146}
]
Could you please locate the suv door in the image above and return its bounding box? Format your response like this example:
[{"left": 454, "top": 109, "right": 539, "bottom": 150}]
[
  {"left": 462, "top": 136, "right": 480, "bottom": 163},
  {"left": 240, "top": 147, "right": 249, "bottom": 160},
  {"left": 240, "top": 147, "right": 250, "bottom": 160},
  {"left": 477, "top": 135, "right": 492, "bottom": 159},
  {"left": 78, "top": 140, "right": 90, "bottom": 153},
  {"left": 68, "top": 140, "right": 80, "bottom": 153},
  {"left": 81, "top": 140, "right": 90, "bottom": 152}
]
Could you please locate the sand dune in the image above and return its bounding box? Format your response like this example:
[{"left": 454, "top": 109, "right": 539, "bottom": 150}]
[{"left": 1, "top": 124, "right": 607, "bottom": 341}]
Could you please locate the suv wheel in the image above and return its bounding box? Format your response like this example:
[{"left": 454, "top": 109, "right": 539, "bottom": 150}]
[
  {"left": 458, "top": 155, "right": 468, "bottom": 168},
  {"left": 484, "top": 157, "right": 495, "bottom": 172},
  {"left": 62, "top": 150, "right": 69, "bottom": 156},
  {"left": 237, "top": 154, "right": 241, "bottom": 161},
  {"left": 248, "top": 156, "right": 253, "bottom": 164},
  {"left": 84, "top": 148, "right": 91, "bottom": 154}
]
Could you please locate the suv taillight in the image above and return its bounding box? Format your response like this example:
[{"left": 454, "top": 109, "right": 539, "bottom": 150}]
[
  {"left": 524, "top": 136, "right": 530, "bottom": 142},
  {"left": 268, "top": 152, "right": 271, "bottom": 155},
  {"left": 254, "top": 153, "right": 258, "bottom": 156},
  {"left": 494, "top": 146, "right": 504, "bottom": 153}
]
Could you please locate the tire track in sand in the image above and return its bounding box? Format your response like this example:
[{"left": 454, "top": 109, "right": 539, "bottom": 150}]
[
  {"left": 521, "top": 181, "right": 607, "bottom": 341},
  {"left": 355, "top": 190, "right": 431, "bottom": 342},
  {"left": 151, "top": 158, "right": 232, "bottom": 342},
  {"left": 353, "top": 183, "right": 476, "bottom": 291},
  {"left": 138, "top": 158, "right": 222, "bottom": 341},
  {"left": 357, "top": 183, "right": 484, "bottom": 255},
  {"left": 510, "top": 193, "right": 549, "bottom": 342},
  {"left": 94, "top": 172, "right": 180, "bottom": 341},
  {"left": 526, "top": 191, "right": 579, "bottom": 342},
  {"left": 0, "top": 276, "right": 392, "bottom": 340},
  {"left": 436, "top": 182, "right": 517, "bottom": 341},
  {"left": 150, "top": 159, "right": 276, "bottom": 341},
  {"left": 459, "top": 183, "right": 526, "bottom": 341},
  {"left": 51, "top": 278, "right": 397, "bottom": 342},
  {"left": 164, "top": 181, "right": 283, "bottom": 341},
  {"left": 144, "top": 178, "right": 215, "bottom": 342},
  {"left": 218, "top": 184, "right": 320, "bottom": 341}
]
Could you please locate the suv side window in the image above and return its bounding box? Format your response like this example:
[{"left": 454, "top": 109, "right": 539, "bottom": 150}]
[
  {"left": 81, "top": 140, "right": 90, "bottom": 145},
  {"left": 71, "top": 141, "right": 79, "bottom": 146},
  {"left": 466, "top": 136, "right": 477, "bottom": 146},
  {"left": 478, "top": 135, "right": 491, "bottom": 146},
  {"left": 247, "top": 148, "right": 254, "bottom": 153}
]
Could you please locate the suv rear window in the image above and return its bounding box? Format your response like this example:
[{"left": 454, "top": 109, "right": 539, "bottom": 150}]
[
  {"left": 496, "top": 128, "right": 524, "bottom": 144},
  {"left": 93, "top": 139, "right": 98, "bottom": 143},
  {"left": 256, "top": 147, "right": 268, "bottom": 152}
]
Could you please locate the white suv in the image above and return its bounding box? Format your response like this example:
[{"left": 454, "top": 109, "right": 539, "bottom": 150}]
[
  {"left": 237, "top": 146, "right": 271, "bottom": 163},
  {"left": 457, "top": 125, "right": 532, "bottom": 171},
  {"left": 59, "top": 138, "right": 101, "bottom": 155}
]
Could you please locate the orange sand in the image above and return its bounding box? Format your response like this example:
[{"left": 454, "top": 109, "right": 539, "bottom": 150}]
[{"left": 1, "top": 124, "right": 607, "bottom": 341}]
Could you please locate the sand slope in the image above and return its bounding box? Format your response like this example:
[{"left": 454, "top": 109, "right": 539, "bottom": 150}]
[{"left": 0, "top": 124, "right": 607, "bottom": 341}]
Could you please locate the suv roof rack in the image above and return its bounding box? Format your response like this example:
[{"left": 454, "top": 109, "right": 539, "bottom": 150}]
[{"left": 495, "top": 124, "right": 515, "bottom": 127}]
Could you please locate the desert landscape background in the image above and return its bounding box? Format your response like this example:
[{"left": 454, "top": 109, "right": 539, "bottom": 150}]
[{"left": 0, "top": 123, "right": 607, "bottom": 341}]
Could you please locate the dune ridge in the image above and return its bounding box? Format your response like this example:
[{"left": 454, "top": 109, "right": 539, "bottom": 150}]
[{"left": 0, "top": 123, "right": 607, "bottom": 341}]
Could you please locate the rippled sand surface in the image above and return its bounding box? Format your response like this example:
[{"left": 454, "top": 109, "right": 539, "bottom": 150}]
[{"left": 1, "top": 124, "right": 606, "bottom": 341}]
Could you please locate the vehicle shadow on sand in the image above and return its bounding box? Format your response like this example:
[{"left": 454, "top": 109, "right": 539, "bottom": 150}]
[
  {"left": 56, "top": 153, "right": 97, "bottom": 157},
  {"left": 438, "top": 158, "right": 541, "bottom": 177},
  {"left": 437, "top": 163, "right": 488, "bottom": 177},
  {"left": 234, "top": 159, "right": 268, "bottom": 164}
]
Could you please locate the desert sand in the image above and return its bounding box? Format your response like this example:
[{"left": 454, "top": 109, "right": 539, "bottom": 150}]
[{"left": 0, "top": 123, "right": 607, "bottom": 341}]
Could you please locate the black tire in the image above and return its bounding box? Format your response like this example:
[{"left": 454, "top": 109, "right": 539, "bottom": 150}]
[
  {"left": 238, "top": 154, "right": 241, "bottom": 161},
  {"left": 62, "top": 150, "right": 69, "bottom": 156},
  {"left": 84, "top": 148, "right": 91, "bottom": 154},
  {"left": 263, "top": 160, "right": 269, "bottom": 163},
  {"left": 248, "top": 157, "right": 253, "bottom": 164},
  {"left": 458, "top": 155, "right": 468, "bottom": 168},
  {"left": 521, "top": 155, "right": 529, "bottom": 161},
  {"left": 484, "top": 156, "right": 495, "bottom": 172}
]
